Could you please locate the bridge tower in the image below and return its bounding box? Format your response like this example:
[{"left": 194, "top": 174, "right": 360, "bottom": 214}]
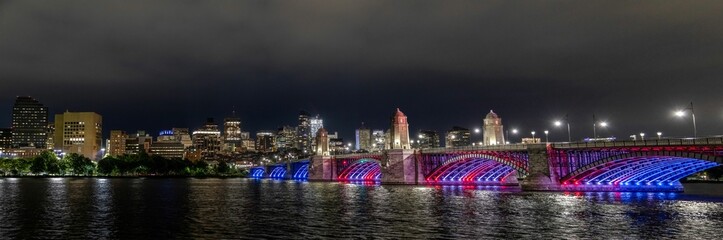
[
  {"left": 390, "top": 108, "right": 411, "bottom": 150},
  {"left": 309, "top": 127, "right": 335, "bottom": 181},
  {"left": 483, "top": 110, "right": 505, "bottom": 145}
]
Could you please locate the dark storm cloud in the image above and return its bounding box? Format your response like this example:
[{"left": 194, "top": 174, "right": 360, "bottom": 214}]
[{"left": 1, "top": 0, "right": 722, "bottom": 140}]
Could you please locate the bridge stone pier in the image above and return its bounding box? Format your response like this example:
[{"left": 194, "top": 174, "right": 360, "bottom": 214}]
[
  {"left": 381, "top": 149, "right": 420, "bottom": 184},
  {"left": 518, "top": 144, "right": 561, "bottom": 191}
]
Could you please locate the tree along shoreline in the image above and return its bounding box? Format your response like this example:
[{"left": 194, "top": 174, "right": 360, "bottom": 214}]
[
  {"left": 0, "top": 175, "right": 249, "bottom": 178},
  {"left": 1, "top": 150, "right": 249, "bottom": 177}
]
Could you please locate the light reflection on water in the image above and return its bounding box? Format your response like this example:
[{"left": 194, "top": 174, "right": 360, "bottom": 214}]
[{"left": 0, "top": 178, "right": 721, "bottom": 239}]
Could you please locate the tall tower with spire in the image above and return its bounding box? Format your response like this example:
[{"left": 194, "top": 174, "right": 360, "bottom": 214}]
[
  {"left": 483, "top": 110, "right": 505, "bottom": 145},
  {"left": 389, "top": 108, "right": 411, "bottom": 149}
]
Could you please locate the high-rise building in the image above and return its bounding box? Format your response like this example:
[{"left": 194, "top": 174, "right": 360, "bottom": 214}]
[
  {"left": 315, "top": 127, "right": 329, "bottom": 156},
  {"left": 389, "top": 108, "right": 411, "bottom": 149},
  {"left": 310, "top": 115, "right": 323, "bottom": 140},
  {"left": 255, "top": 131, "right": 275, "bottom": 152},
  {"left": 297, "top": 111, "right": 311, "bottom": 151},
  {"left": 223, "top": 117, "right": 242, "bottom": 152},
  {"left": 371, "top": 130, "right": 386, "bottom": 151},
  {"left": 172, "top": 128, "right": 193, "bottom": 149},
  {"left": 149, "top": 141, "right": 185, "bottom": 159},
  {"left": 11, "top": 96, "right": 48, "bottom": 148},
  {"left": 0, "top": 128, "right": 12, "bottom": 151},
  {"left": 446, "top": 126, "right": 471, "bottom": 148},
  {"left": 124, "top": 130, "right": 152, "bottom": 155},
  {"left": 54, "top": 111, "right": 103, "bottom": 159},
  {"left": 355, "top": 122, "right": 372, "bottom": 151},
  {"left": 417, "top": 130, "right": 440, "bottom": 149},
  {"left": 192, "top": 118, "right": 222, "bottom": 160},
  {"left": 45, "top": 123, "right": 54, "bottom": 150},
  {"left": 275, "top": 125, "right": 297, "bottom": 150},
  {"left": 108, "top": 130, "right": 127, "bottom": 157},
  {"left": 483, "top": 110, "right": 505, "bottom": 145}
]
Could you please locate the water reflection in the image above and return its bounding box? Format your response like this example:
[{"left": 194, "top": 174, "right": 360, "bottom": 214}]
[{"left": 0, "top": 179, "right": 720, "bottom": 239}]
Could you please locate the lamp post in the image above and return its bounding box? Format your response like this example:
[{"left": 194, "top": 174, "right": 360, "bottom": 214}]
[
  {"left": 675, "top": 102, "right": 697, "bottom": 138},
  {"left": 593, "top": 121, "right": 608, "bottom": 139},
  {"left": 555, "top": 119, "right": 571, "bottom": 142},
  {"left": 657, "top": 132, "right": 662, "bottom": 140},
  {"left": 506, "top": 128, "right": 518, "bottom": 144},
  {"left": 531, "top": 131, "right": 536, "bottom": 143},
  {"left": 544, "top": 130, "right": 549, "bottom": 143},
  {"left": 639, "top": 132, "right": 645, "bottom": 141}
]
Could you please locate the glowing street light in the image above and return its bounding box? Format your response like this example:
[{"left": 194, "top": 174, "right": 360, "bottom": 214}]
[
  {"left": 593, "top": 120, "right": 608, "bottom": 139},
  {"left": 474, "top": 128, "right": 480, "bottom": 133},
  {"left": 506, "top": 128, "right": 519, "bottom": 144},
  {"left": 531, "top": 131, "right": 536, "bottom": 143},
  {"left": 554, "top": 116, "right": 572, "bottom": 142},
  {"left": 657, "top": 132, "right": 662, "bottom": 139},
  {"left": 639, "top": 132, "right": 645, "bottom": 141},
  {"left": 544, "top": 130, "right": 549, "bottom": 143},
  {"left": 674, "top": 102, "right": 697, "bottom": 138}
]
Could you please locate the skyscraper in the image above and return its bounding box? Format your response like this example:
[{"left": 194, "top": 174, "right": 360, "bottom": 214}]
[
  {"left": 417, "top": 130, "right": 440, "bottom": 149},
  {"left": 483, "top": 110, "right": 505, "bottom": 145},
  {"left": 310, "top": 115, "right": 323, "bottom": 138},
  {"left": 11, "top": 96, "right": 48, "bottom": 148},
  {"left": 372, "top": 130, "right": 386, "bottom": 151},
  {"left": 255, "top": 131, "right": 275, "bottom": 152},
  {"left": 446, "top": 126, "right": 471, "bottom": 148},
  {"left": 389, "top": 108, "right": 411, "bottom": 149},
  {"left": 275, "top": 125, "right": 297, "bottom": 150},
  {"left": 192, "top": 118, "right": 222, "bottom": 159},
  {"left": 297, "top": 111, "right": 311, "bottom": 151},
  {"left": 0, "top": 128, "right": 11, "bottom": 151},
  {"left": 223, "top": 117, "right": 242, "bottom": 152},
  {"left": 108, "top": 130, "right": 127, "bottom": 157},
  {"left": 355, "top": 122, "right": 372, "bottom": 151},
  {"left": 54, "top": 111, "right": 103, "bottom": 159}
]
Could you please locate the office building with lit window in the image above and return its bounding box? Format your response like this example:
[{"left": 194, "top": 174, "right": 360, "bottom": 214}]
[
  {"left": 355, "top": 122, "right": 372, "bottom": 151},
  {"left": 446, "top": 126, "right": 471, "bottom": 148},
  {"left": 53, "top": 111, "right": 103, "bottom": 159},
  {"left": 417, "top": 130, "right": 440, "bottom": 149},
  {"left": 192, "top": 118, "right": 222, "bottom": 160},
  {"left": 108, "top": 130, "right": 127, "bottom": 157},
  {"left": 11, "top": 96, "right": 48, "bottom": 148}
]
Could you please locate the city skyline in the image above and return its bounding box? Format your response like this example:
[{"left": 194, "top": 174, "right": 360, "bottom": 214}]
[{"left": 0, "top": 97, "right": 720, "bottom": 144}]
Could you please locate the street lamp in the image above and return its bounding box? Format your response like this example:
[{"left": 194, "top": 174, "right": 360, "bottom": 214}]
[
  {"left": 675, "top": 102, "right": 697, "bottom": 138},
  {"left": 555, "top": 118, "right": 572, "bottom": 142},
  {"left": 474, "top": 128, "right": 480, "bottom": 134},
  {"left": 657, "top": 132, "right": 662, "bottom": 139},
  {"left": 531, "top": 131, "right": 536, "bottom": 143},
  {"left": 639, "top": 132, "right": 645, "bottom": 141},
  {"left": 544, "top": 130, "right": 549, "bottom": 143},
  {"left": 593, "top": 121, "right": 608, "bottom": 139}
]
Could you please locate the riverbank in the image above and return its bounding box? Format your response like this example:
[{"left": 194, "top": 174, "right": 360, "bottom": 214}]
[{"left": 682, "top": 181, "right": 723, "bottom": 196}]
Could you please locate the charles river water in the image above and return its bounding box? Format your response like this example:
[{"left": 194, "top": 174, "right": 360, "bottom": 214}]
[{"left": 0, "top": 178, "right": 721, "bottom": 239}]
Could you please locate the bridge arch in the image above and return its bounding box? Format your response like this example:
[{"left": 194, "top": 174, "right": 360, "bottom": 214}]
[
  {"left": 425, "top": 153, "right": 526, "bottom": 184},
  {"left": 561, "top": 151, "right": 722, "bottom": 188},
  {"left": 337, "top": 158, "right": 381, "bottom": 181}
]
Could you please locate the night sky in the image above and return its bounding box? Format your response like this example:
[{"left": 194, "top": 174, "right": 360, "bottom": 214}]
[{"left": 1, "top": 1, "right": 722, "bottom": 142}]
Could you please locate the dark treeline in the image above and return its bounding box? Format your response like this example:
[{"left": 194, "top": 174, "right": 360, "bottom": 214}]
[{"left": 0, "top": 151, "right": 248, "bottom": 177}]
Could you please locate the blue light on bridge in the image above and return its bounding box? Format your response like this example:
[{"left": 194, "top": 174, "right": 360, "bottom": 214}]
[{"left": 250, "top": 168, "right": 265, "bottom": 178}]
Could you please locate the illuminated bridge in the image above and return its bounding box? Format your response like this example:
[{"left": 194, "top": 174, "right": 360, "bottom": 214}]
[
  {"left": 251, "top": 137, "right": 723, "bottom": 192},
  {"left": 249, "top": 160, "right": 309, "bottom": 180}
]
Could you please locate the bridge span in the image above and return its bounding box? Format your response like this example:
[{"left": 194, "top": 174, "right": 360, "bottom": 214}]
[{"left": 250, "top": 137, "right": 723, "bottom": 192}]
